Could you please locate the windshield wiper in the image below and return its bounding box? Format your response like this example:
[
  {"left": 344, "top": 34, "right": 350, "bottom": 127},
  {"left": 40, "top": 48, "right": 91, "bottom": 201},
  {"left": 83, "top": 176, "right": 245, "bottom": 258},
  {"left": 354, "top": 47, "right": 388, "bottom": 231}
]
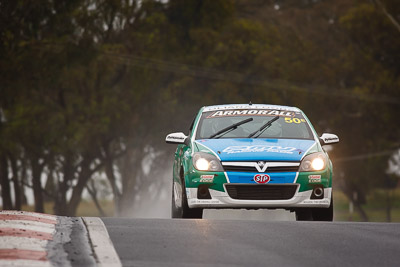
[
  {"left": 247, "top": 116, "right": 279, "bottom": 138},
  {"left": 209, "top": 118, "right": 253, "bottom": 139}
]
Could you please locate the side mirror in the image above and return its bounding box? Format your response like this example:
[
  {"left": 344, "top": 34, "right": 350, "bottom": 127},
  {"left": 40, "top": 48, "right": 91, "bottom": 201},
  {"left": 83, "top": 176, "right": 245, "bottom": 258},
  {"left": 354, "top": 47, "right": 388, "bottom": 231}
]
[
  {"left": 319, "top": 133, "right": 339, "bottom": 145},
  {"left": 166, "top": 132, "right": 188, "bottom": 145}
]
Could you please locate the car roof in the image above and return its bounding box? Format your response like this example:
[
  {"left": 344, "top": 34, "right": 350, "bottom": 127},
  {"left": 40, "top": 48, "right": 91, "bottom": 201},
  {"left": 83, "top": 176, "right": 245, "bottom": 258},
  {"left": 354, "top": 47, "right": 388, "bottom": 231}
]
[{"left": 202, "top": 104, "right": 301, "bottom": 113}]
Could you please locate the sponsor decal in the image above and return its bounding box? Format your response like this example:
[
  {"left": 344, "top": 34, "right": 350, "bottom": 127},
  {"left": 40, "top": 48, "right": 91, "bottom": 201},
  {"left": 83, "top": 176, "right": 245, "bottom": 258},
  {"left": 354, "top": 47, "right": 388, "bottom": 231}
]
[
  {"left": 284, "top": 117, "right": 306, "bottom": 124},
  {"left": 324, "top": 137, "right": 339, "bottom": 142},
  {"left": 190, "top": 199, "right": 221, "bottom": 204},
  {"left": 203, "top": 105, "right": 298, "bottom": 112},
  {"left": 308, "top": 175, "right": 321, "bottom": 183},
  {"left": 223, "top": 145, "right": 297, "bottom": 154},
  {"left": 186, "top": 188, "right": 191, "bottom": 198},
  {"left": 207, "top": 109, "right": 294, "bottom": 118},
  {"left": 303, "top": 199, "right": 329, "bottom": 204},
  {"left": 254, "top": 174, "right": 270, "bottom": 184},
  {"left": 167, "top": 135, "right": 184, "bottom": 140},
  {"left": 200, "top": 175, "right": 214, "bottom": 183},
  {"left": 166, "top": 133, "right": 187, "bottom": 143}
]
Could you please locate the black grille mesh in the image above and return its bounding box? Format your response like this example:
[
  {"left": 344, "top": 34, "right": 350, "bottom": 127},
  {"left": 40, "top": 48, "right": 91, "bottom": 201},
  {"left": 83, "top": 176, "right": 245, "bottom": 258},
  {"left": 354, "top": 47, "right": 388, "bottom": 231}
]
[{"left": 225, "top": 184, "right": 298, "bottom": 200}]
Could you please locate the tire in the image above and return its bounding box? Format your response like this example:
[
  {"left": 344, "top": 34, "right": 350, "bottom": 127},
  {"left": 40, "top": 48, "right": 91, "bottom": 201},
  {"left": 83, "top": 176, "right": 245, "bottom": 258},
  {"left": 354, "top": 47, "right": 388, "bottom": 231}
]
[
  {"left": 295, "top": 208, "right": 313, "bottom": 221},
  {"left": 171, "top": 174, "right": 203, "bottom": 219},
  {"left": 312, "top": 196, "right": 334, "bottom": 221},
  {"left": 171, "top": 181, "right": 182, "bottom": 218}
]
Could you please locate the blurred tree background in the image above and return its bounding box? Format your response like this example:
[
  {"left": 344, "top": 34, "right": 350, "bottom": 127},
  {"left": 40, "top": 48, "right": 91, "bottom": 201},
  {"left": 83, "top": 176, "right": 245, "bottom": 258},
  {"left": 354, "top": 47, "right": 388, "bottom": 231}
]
[{"left": 0, "top": 0, "right": 399, "bottom": 220}]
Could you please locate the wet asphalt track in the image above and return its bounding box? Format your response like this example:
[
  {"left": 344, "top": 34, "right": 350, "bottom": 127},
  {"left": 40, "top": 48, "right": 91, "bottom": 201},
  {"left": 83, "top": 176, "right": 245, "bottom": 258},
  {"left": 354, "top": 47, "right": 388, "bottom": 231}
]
[{"left": 102, "top": 218, "right": 400, "bottom": 267}]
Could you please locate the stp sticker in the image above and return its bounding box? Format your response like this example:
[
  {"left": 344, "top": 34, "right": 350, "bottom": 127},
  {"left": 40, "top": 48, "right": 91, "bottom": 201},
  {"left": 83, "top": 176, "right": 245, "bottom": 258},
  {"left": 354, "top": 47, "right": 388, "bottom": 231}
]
[
  {"left": 308, "top": 175, "right": 322, "bottom": 183},
  {"left": 200, "top": 175, "right": 214, "bottom": 183},
  {"left": 254, "top": 174, "right": 270, "bottom": 184}
]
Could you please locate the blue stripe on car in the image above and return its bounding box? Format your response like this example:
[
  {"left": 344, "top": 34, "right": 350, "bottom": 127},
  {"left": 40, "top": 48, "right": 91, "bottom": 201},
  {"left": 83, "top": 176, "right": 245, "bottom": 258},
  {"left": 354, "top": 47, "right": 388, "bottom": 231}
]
[{"left": 226, "top": 171, "right": 298, "bottom": 184}]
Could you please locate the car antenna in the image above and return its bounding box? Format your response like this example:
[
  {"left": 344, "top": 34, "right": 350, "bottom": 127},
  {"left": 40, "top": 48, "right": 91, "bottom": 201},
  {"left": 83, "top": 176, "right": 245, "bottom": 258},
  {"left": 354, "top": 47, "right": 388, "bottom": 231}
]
[{"left": 249, "top": 101, "right": 252, "bottom": 105}]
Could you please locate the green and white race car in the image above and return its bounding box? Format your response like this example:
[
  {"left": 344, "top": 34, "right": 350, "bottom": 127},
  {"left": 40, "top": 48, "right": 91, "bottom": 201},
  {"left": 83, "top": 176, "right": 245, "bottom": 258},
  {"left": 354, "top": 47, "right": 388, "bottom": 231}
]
[{"left": 166, "top": 104, "right": 339, "bottom": 221}]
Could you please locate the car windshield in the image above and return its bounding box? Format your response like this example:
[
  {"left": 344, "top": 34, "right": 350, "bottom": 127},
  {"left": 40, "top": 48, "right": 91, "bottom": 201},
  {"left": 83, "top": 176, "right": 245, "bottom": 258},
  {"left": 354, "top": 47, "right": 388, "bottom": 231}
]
[{"left": 195, "top": 109, "right": 314, "bottom": 140}]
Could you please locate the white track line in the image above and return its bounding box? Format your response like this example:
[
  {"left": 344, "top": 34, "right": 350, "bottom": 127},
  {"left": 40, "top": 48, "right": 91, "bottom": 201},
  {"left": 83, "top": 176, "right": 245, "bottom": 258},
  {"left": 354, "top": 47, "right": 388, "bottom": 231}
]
[
  {"left": 0, "top": 220, "right": 55, "bottom": 234},
  {"left": 0, "top": 260, "right": 52, "bottom": 267},
  {"left": 0, "top": 236, "right": 48, "bottom": 251},
  {"left": 82, "top": 217, "right": 122, "bottom": 267},
  {"left": 0, "top": 211, "right": 56, "bottom": 222}
]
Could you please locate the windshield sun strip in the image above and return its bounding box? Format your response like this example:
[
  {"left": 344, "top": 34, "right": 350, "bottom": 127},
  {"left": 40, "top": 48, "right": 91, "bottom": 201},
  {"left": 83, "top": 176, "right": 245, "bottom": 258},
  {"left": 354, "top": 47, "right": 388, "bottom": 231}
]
[{"left": 195, "top": 110, "right": 314, "bottom": 140}]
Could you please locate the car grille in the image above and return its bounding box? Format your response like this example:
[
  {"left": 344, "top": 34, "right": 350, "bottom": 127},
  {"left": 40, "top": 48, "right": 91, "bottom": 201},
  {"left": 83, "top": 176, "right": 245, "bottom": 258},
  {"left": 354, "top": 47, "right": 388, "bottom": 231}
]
[
  {"left": 223, "top": 165, "right": 299, "bottom": 172},
  {"left": 225, "top": 184, "right": 298, "bottom": 200}
]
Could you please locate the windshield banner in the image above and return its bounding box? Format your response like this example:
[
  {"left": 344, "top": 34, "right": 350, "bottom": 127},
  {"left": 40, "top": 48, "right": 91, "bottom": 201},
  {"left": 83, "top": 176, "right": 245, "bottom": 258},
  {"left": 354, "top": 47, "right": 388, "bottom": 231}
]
[{"left": 207, "top": 109, "right": 295, "bottom": 118}]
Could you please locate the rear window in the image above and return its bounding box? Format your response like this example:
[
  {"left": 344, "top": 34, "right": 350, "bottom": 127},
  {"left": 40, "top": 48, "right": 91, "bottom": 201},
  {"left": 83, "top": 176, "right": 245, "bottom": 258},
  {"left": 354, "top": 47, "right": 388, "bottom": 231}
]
[{"left": 195, "top": 109, "right": 314, "bottom": 140}]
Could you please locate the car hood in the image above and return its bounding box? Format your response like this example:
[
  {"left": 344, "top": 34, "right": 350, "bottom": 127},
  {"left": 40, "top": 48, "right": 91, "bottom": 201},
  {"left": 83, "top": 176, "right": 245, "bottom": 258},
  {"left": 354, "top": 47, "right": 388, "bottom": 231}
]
[{"left": 194, "top": 138, "right": 317, "bottom": 161}]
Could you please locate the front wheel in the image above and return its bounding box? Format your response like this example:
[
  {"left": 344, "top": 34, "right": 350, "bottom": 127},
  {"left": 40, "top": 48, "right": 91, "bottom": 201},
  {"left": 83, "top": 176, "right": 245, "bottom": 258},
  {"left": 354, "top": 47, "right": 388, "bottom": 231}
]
[
  {"left": 312, "top": 197, "right": 333, "bottom": 221},
  {"left": 295, "top": 208, "right": 313, "bottom": 221},
  {"left": 171, "top": 180, "right": 203, "bottom": 219}
]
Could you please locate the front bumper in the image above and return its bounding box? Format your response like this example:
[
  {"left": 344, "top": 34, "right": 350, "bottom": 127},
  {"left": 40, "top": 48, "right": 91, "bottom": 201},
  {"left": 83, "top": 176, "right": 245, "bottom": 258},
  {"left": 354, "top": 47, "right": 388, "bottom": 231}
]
[{"left": 187, "top": 186, "right": 332, "bottom": 209}]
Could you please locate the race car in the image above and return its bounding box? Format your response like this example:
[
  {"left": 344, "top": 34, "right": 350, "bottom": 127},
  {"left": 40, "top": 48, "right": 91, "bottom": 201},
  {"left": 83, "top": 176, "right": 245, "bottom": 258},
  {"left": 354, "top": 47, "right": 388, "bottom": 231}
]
[{"left": 166, "top": 104, "right": 339, "bottom": 221}]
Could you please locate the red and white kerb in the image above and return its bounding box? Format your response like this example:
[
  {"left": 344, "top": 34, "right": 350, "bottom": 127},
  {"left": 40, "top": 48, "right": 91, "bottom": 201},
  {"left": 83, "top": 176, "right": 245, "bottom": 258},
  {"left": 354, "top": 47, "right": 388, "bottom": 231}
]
[{"left": 0, "top": 211, "right": 57, "bottom": 267}]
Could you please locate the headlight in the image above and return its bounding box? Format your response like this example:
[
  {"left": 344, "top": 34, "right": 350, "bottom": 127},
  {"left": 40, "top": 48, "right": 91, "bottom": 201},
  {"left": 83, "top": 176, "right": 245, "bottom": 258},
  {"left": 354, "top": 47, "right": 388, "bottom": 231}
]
[
  {"left": 192, "top": 152, "right": 224, "bottom": 172},
  {"left": 299, "top": 152, "right": 327, "bottom": 172}
]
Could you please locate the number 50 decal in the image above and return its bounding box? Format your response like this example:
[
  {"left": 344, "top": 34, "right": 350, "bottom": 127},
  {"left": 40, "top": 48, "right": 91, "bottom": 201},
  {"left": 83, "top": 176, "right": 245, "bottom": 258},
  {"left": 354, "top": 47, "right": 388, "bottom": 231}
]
[{"left": 285, "top": 117, "right": 306, "bottom": 124}]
